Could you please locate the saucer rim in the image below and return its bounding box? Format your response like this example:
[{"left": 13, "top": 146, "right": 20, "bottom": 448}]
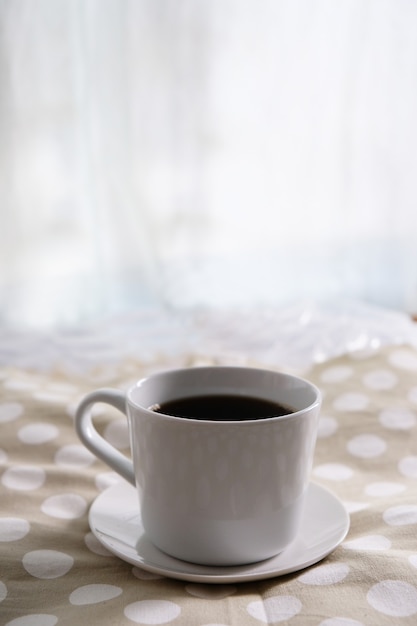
[{"left": 89, "top": 481, "right": 350, "bottom": 584}]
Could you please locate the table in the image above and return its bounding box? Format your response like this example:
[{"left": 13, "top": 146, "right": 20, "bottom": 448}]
[{"left": 1, "top": 304, "right": 417, "bottom": 625}]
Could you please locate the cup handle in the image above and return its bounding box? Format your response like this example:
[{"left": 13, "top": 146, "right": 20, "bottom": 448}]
[{"left": 75, "top": 389, "right": 135, "bottom": 486}]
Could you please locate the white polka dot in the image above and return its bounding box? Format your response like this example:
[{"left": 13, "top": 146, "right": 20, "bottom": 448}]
[
  {"left": 69, "top": 584, "right": 122, "bottom": 605},
  {"left": 46, "top": 382, "right": 78, "bottom": 395},
  {"left": 124, "top": 600, "right": 181, "bottom": 624},
  {"left": 347, "top": 434, "right": 387, "bottom": 458},
  {"left": 365, "top": 481, "right": 406, "bottom": 497},
  {"left": 54, "top": 444, "right": 96, "bottom": 468},
  {"left": 132, "top": 567, "right": 163, "bottom": 581},
  {"left": 383, "top": 505, "right": 417, "bottom": 526},
  {"left": 298, "top": 563, "right": 350, "bottom": 585},
  {"left": 389, "top": 349, "right": 417, "bottom": 371},
  {"left": 247, "top": 596, "right": 302, "bottom": 623},
  {"left": 41, "top": 494, "right": 87, "bottom": 519},
  {"left": 317, "top": 416, "right": 338, "bottom": 439},
  {"left": 95, "top": 472, "right": 125, "bottom": 491},
  {"left": 5, "top": 615, "right": 58, "bottom": 626},
  {"left": 319, "top": 617, "right": 364, "bottom": 626},
  {"left": 362, "top": 369, "right": 398, "bottom": 390},
  {"left": 0, "top": 517, "right": 30, "bottom": 542},
  {"left": 343, "top": 534, "right": 391, "bottom": 551},
  {"left": 408, "top": 387, "right": 417, "bottom": 405},
  {"left": 84, "top": 532, "right": 113, "bottom": 557},
  {"left": 367, "top": 580, "right": 417, "bottom": 617},
  {"left": 0, "top": 402, "right": 24, "bottom": 423},
  {"left": 313, "top": 463, "right": 354, "bottom": 481},
  {"left": 0, "top": 580, "right": 7, "bottom": 602},
  {"left": 2, "top": 466, "right": 45, "bottom": 491},
  {"left": 0, "top": 449, "right": 7, "bottom": 464},
  {"left": 23, "top": 550, "right": 74, "bottom": 579},
  {"left": 343, "top": 501, "right": 369, "bottom": 513},
  {"left": 333, "top": 393, "right": 369, "bottom": 412},
  {"left": 18, "top": 423, "right": 59, "bottom": 445},
  {"left": 409, "top": 555, "right": 417, "bottom": 569},
  {"left": 399, "top": 456, "right": 417, "bottom": 478},
  {"left": 185, "top": 584, "right": 237, "bottom": 599},
  {"left": 33, "top": 391, "right": 71, "bottom": 404},
  {"left": 320, "top": 366, "right": 353, "bottom": 383},
  {"left": 4, "top": 378, "right": 39, "bottom": 392},
  {"left": 379, "top": 407, "right": 416, "bottom": 430},
  {"left": 104, "top": 419, "right": 129, "bottom": 449}
]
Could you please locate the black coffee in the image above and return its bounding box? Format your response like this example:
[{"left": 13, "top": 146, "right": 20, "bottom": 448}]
[{"left": 152, "top": 394, "right": 294, "bottom": 421}]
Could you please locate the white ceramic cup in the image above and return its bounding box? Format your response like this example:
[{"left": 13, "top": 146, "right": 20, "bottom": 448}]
[{"left": 75, "top": 366, "right": 321, "bottom": 566}]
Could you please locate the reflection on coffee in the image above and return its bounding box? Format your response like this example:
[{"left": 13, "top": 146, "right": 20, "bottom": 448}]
[{"left": 151, "top": 394, "right": 294, "bottom": 421}]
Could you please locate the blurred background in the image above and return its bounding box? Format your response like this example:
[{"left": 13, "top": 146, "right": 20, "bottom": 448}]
[{"left": 1, "top": 0, "right": 417, "bottom": 329}]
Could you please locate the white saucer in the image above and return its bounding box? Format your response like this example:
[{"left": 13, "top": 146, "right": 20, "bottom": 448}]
[{"left": 89, "top": 482, "right": 349, "bottom": 584}]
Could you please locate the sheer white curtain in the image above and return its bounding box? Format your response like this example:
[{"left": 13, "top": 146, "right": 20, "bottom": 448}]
[{"left": 1, "top": 0, "right": 417, "bottom": 328}]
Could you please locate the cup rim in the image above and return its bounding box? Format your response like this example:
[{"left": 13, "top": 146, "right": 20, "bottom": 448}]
[{"left": 126, "top": 365, "right": 321, "bottom": 424}]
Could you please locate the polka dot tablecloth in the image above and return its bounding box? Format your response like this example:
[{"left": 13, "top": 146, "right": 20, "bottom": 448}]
[{"left": 1, "top": 345, "right": 417, "bottom": 625}]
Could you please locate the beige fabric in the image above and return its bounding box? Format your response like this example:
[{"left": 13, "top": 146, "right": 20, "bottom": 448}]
[{"left": 1, "top": 346, "right": 417, "bottom": 625}]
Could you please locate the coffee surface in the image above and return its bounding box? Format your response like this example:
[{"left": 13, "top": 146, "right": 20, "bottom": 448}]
[{"left": 152, "top": 394, "right": 294, "bottom": 421}]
